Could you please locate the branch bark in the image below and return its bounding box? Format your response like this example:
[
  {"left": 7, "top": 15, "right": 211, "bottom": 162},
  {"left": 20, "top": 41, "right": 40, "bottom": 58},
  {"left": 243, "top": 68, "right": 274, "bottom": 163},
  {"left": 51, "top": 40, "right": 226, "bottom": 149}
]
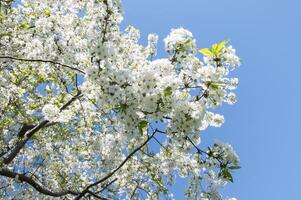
[
  {"left": 1, "top": 92, "right": 82, "bottom": 165},
  {"left": 0, "top": 55, "right": 85, "bottom": 74},
  {"left": 0, "top": 168, "right": 78, "bottom": 197},
  {"left": 2, "top": 120, "right": 49, "bottom": 164}
]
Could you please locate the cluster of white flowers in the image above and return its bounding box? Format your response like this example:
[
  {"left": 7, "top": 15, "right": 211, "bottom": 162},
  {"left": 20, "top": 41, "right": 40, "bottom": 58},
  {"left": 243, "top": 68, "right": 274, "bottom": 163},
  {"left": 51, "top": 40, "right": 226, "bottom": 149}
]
[
  {"left": 201, "top": 112, "right": 225, "bottom": 128},
  {"left": 0, "top": 0, "right": 241, "bottom": 199},
  {"left": 164, "top": 28, "right": 195, "bottom": 53},
  {"left": 223, "top": 46, "right": 241, "bottom": 67},
  {"left": 41, "top": 104, "right": 60, "bottom": 121},
  {"left": 41, "top": 103, "right": 74, "bottom": 122},
  {"left": 211, "top": 142, "right": 240, "bottom": 166},
  {"left": 147, "top": 33, "right": 159, "bottom": 56}
]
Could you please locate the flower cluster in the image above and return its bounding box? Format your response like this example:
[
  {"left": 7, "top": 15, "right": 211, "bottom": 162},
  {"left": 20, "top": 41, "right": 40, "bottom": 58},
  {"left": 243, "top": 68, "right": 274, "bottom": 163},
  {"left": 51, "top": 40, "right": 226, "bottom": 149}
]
[{"left": 164, "top": 28, "right": 196, "bottom": 53}]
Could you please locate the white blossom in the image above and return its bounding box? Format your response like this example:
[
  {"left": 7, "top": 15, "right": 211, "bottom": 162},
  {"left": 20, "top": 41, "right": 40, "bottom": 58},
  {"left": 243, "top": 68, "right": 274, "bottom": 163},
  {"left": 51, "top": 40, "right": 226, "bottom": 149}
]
[
  {"left": 226, "top": 92, "right": 237, "bottom": 105},
  {"left": 223, "top": 45, "right": 241, "bottom": 67},
  {"left": 164, "top": 27, "right": 195, "bottom": 53},
  {"left": 42, "top": 104, "right": 60, "bottom": 121},
  {"left": 147, "top": 33, "right": 158, "bottom": 56}
]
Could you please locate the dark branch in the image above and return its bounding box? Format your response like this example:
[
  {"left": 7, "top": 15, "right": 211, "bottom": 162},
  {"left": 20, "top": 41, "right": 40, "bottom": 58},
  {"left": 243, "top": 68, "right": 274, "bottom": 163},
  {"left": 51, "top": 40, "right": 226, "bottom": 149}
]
[
  {"left": 153, "top": 136, "right": 168, "bottom": 151},
  {"left": 186, "top": 136, "right": 207, "bottom": 155},
  {"left": 0, "top": 55, "right": 85, "bottom": 74},
  {"left": 1, "top": 92, "right": 82, "bottom": 165},
  {"left": 101, "top": 0, "right": 111, "bottom": 44},
  {"left": 74, "top": 131, "right": 157, "bottom": 200},
  {"left": 186, "top": 136, "right": 223, "bottom": 164},
  {"left": 0, "top": 168, "right": 78, "bottom": 197},
  {"left": 2, "top": 120, "right": 49, "bottom": 164},
  {"left": 60, "top": 91, "right": 83, "bottom": 111},
  {"left": 95, "top": 178, "right": 118, "bottom": 194},
  {"left": 17, "top": 124, "right": 36, "bottom": 138}
]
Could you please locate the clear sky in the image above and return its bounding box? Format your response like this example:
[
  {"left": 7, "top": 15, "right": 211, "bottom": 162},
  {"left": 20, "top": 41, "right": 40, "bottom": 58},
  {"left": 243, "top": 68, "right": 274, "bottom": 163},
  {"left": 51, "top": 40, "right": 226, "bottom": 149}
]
[{"left": 121, "top": 0, "right": 301, "bottom": 199}]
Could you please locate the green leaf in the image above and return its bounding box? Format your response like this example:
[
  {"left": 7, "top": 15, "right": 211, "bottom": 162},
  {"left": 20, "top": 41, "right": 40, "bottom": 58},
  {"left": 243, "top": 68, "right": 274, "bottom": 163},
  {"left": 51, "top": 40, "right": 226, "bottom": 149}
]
[
  {"left": 43, "top": 9, "right": 51, "bottom": 17},
  {"left": 164, "top": 86, "right": 173, "bottom": 97},
  {"left": 199, "top": 48, "right": 212, "bottom": 56},
  {"left": 207, "top": 40, "right": 229, "bottom": 57},
  {"left": 210, "top": 82, "right": 219, "bottom": 92},
  {"left": 138, "top": 120, "right": 148, "bottom": 135},
  {"left": 184, "top": 40, "right": 193, "bottom": 47},
  {"left": 128, "top": 143, "right": 134, "bottom": 151},
  {"left": 119, "top": 103, "right": 128, "bottom": 111},
  {"left": 217, "top": 40, "right": 229, "bottom": 52},
  {"left": 0, "top": 31, "right": 12, "bottom": 38},
  {"left": 212, "top": 44, "right": 218, "bottom": 53},
  {"left": 212, "top": 40, "right": 229, "bottom": 55},
  {"left": 20, "top": 21, "right": 29, "bottom": 29},
  {"left": 219, "top": 169, "right": 234, "bottom": 183},
  {"left": 229, "top": 166, "right": 241, "bottom": 170},
  {"left": 0, "top": 118, "right": 12, "bottom": 127},
  {"left": 218, "top": 40, "right": 229, "bottom": 48}
]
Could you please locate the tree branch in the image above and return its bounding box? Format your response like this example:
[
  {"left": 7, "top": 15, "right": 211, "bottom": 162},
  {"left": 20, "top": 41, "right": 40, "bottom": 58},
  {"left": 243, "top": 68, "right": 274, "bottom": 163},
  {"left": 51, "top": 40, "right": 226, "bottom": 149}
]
[
  {"left": 1, "top": 92, "right": 83, "bottom": 165},
  {"left": 0, "top": 168, "right": 79, "bottom": 197},
  {"left": 95, "top": 178, "right": 118, "bottom": 194},
  {"left": 0, "top": 55, "right": 85, "bottom": 74},
  {"left": 186, "top": 136, "right": 223, "bottom": 164},
  {"left": 74, "top": 130, "right": 157, "bottom": 200},
  {"left": 2, "top": 120, "right": 49, "bottom": 165}
]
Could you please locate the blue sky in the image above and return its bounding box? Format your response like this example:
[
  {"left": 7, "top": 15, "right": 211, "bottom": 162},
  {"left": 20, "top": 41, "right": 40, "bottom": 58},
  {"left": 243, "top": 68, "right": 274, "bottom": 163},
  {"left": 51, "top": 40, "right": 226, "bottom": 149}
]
[{"left": 122, "top": 0, "right": 301, "bottom": 199}]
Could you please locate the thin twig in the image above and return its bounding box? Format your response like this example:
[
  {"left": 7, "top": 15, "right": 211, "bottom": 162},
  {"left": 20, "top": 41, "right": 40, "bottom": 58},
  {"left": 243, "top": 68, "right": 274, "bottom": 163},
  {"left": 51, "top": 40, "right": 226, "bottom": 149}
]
[
  {"left": 74, "top": 130, "right": 157, "bottom": 199},
  {"left": 0, "top": 55, "right": 85, "bottom": 74}
]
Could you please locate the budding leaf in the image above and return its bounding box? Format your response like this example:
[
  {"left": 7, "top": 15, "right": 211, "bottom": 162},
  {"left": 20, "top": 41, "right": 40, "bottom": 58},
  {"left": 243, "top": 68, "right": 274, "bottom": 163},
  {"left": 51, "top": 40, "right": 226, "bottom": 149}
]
[
  {"left": 199, "top": 48, "right": 212, "bottom": 56},
  {"left": 217, "top": 40, "right": 229, "bottom": 50},
  {"left": 164, "top": 87, "right": 173, "bottom": 97},
  {"left": 210, "top": 82, "right": 220, "bottom": 92},
  {"left": 229, "top": 166, "right": 241, "bottom": 170},
  {"left": 216, "top": 40, "right": 229, "bottom": 54},
  {"left": 212, "top": 40, "right": 229, "bottom": 55},
  {"left": 43, "top": 9, "right": 51, "bottom": 17},
  {"left": 20, "top": 21, "right": 29, "bottom": 29},
  {"left": 128, "top": 143, "right": 134, "bottom": 151},
  {"left": 219, "top": 169, "right": 234, "bottom": 183},
  {"left": 138, "top": 120, "right": 148, "bottom": 135},
  {"left": 0, "top": 31, "right": 12, "bottom": 38}
]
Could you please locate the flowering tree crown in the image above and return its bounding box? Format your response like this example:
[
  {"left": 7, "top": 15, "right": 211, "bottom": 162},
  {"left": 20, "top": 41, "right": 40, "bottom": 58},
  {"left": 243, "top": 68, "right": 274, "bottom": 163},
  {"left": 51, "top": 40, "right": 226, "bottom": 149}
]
[{"left": 0, "top": 0, "right": 241, "bottom": 199}]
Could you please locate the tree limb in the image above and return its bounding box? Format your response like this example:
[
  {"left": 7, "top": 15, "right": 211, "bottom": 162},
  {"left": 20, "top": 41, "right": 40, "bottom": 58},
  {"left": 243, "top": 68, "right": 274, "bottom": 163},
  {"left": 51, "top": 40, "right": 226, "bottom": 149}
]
[
  {"left": 1, "top": 92, "right": 82, "bottom": 165},
  {"left": 0, "top": 55, "right": 85, "bottom": 74},
  {"left": 2, "top": 120, "right": 49, "bottom": 165},
  {"left": 0, "top": 168, "right": 79, "bottom": 197},
  {"left": 74, "top": 130, "right": 157, "bottom": 200},
  {"left": 95, "top": 178, "right": 117, "bottom": 194}
]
